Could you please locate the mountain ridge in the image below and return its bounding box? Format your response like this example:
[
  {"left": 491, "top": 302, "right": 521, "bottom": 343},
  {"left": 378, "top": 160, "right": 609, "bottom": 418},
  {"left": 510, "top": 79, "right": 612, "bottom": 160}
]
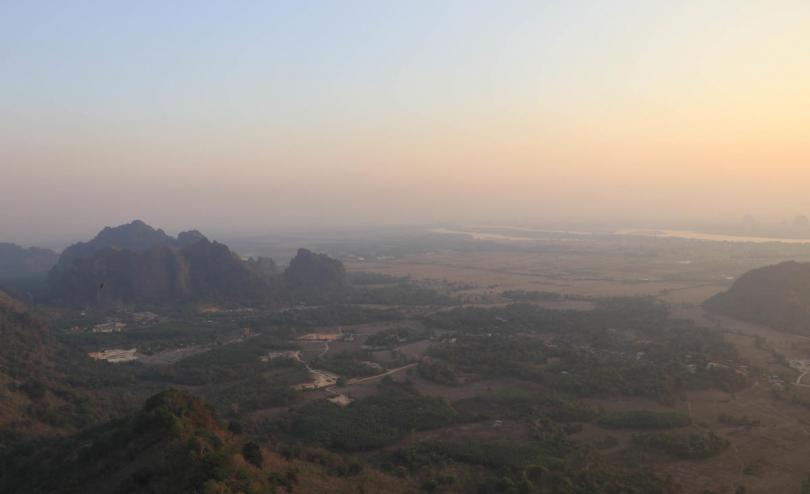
[{"left": 47, "top": 221, "right": 346, "bottom": 308}]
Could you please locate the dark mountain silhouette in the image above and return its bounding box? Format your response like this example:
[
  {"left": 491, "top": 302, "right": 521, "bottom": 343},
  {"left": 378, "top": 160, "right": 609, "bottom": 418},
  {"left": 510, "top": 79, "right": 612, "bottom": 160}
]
[
  {"left": 56, "top": 220, "right": 178, "bottom": 267},
  {"left": 246, "top": 256, "right": 278, "bottom": 277},
  {"left": 46, "top": 221, "right": 348, "bottom": 308},
  {"left": 704, "top": 261, "right": 810, "bottom": 334},
  {"left": 284, "top": 248, "right": 347, "bottom": 303},
  {"left": 49, "top": 241, "right": 277, "bottom": 307},
  {"left": 0, "top": 243, "right": 58, "bottom": 280},
  {"left": 285, "top": 248, "right": 346, "bottom": 288}
]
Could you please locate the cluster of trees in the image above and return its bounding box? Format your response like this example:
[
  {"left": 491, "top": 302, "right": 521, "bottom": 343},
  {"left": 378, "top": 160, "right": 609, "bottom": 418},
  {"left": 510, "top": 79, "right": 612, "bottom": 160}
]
[
  {"left": 391, "top": 437, "right": 676, "bottom": 494},
  {"left": 718, "top": 412, "right": 761, "bottom": 427},
  {"left": 313, "top": 351, "right": 384, "bottom": 379},
  {"left": 421, "top": 299, "right": 746, "bottom": 400},
  {"left": 426, "top": 334, "right": 547, "bottom": 380},
  {"left": 633, "top": 431, "right": 729, "bottom": 459},
  {"left": 140, "top": 335, "right": 308, "bottom": 415},
  {"left": 501, "top": 290, "right": 565, "bottom": 302},
  {"left": 141, "top": 336, "right": 303, "bottom": 386},
  {"left": 417, "top": 358, "right": 460, "bottom": 386},
  {"left": 597, "top": 411, "right": 692, "bottom": 430},
  {"left": 365, "top": 326, "right": 432, "bottom": 349},
  {"left": 253, "top": 305, "right": 404, "bottom": 328},
  {"left": 454, "top": 389, "right": 598, "bottom": 423},
  {"left": 287, "top": 386, "right": 457, "bottom": 451}
]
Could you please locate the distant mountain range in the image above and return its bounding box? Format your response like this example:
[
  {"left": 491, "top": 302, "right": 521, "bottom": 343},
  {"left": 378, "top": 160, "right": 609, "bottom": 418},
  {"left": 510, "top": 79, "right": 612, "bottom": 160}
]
[
  {"left": 704, "top": 261, "right": 810, "bottom": 334},
  {"left": 47, "top": 220, "right": 346, "bottom": 308},
  {"left": 0, "top": 243, "right": 58, "bottom": 280}
]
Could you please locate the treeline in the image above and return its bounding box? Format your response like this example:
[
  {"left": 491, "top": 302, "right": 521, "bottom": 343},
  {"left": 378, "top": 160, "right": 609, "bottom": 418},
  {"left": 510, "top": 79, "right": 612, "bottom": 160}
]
[
  {"left": 313, "top": 351, "right": 385, "bottom": 379},
  {"left": 365, "top": 326, "right": 432, "bottom": 349},
  {"left": 597, "top": 411, "right": 691, "bottom": 430},
  {"left": 501, "top": 290, "right": 565, "bottom": 302},
  {"left": 417, "top": 358, "right": 459, "bottom": 386},
  {"left": 390, "top": 436, "right": 677, "bottom": 494},
  {"left": 286, "top": 386, "right": 457, "bottom": 451},
  {"left": 454, "top": 389, "right": 598, "bottom": 423},
  {"left": 633, "top": 431, "right": 729, "bottom": 459},
  {"left": 421, "top": 300, "right": 746, "bottom": 400}
]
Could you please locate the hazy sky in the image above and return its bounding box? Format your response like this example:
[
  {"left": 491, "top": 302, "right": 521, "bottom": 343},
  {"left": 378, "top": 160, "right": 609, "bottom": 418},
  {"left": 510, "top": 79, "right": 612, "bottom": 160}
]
[{"left": 2, "top": 1, "right": 809, "bottom": 244}]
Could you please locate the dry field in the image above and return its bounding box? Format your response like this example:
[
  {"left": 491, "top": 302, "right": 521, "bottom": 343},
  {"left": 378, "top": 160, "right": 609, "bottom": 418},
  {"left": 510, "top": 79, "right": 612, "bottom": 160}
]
[{"left": 347, "top": 249, "right": 733, "bottom": 305}]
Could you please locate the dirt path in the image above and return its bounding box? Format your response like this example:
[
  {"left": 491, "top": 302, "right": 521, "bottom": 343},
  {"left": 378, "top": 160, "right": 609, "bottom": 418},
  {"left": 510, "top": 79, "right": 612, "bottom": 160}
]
[{"left": 347, "top": 363, "right": 418, "bottom": 385}]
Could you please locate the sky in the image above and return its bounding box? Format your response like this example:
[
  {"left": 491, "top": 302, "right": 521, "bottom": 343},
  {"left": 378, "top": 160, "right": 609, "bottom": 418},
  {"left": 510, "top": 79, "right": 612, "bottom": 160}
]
[{"left": 2, "top": 1, "right": 809, "bottom": 244}]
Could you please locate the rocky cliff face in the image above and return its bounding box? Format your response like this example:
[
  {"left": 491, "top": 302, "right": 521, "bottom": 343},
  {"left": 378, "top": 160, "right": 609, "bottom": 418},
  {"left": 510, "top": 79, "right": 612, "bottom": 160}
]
[
  {"left": 48, "top": 221, "right": 278, "bottom": 307},
  {"left": 56, "top": 220, "right": 178, "bottom": 267},
  {"left": 47, "top": 221, "right": 348, "bottom": 308},
  {"left": 285, "top": 248, "right": 346, "bottom": 288}
]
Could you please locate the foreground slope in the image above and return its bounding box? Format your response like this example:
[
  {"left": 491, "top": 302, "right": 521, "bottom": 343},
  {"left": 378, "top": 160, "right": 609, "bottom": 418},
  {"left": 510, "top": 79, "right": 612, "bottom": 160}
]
[
  {"left": 0, "top": 389, "right": 413, "bottom": 494},
  {"left": 0, "top": 293, "right": 138, "bottom": 436}
]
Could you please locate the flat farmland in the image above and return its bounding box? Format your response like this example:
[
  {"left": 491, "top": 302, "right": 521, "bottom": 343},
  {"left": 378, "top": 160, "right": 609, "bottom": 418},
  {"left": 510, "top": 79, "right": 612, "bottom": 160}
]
[{"left": 347, "top": 249, "right": 733, "bottom": 304}]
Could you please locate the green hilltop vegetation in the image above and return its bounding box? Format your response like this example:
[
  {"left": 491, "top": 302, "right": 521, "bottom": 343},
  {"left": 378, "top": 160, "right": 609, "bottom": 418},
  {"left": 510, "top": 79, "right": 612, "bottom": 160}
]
[
  {"left": 0, "top": 389, "right": 412, "bottom": 494},
  {"left": 0, "top": 297, "right": 143, "bottom": 436}
]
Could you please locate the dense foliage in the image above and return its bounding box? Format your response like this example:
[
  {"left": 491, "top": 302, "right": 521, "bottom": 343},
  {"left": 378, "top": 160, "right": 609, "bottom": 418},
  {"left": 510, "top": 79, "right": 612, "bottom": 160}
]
[
  {"left": 597, "top": 410, "right": 692, "bottom": 430},
  {"left": 288, "top": 386, "right": 457, "bottom": 451},
  {"left": 454, "top": 388, "right": 598, "bottom": 423},
  {"left": 0, "top": 390, "right": 261, "bottom": 493},
  {"left": 633, "top": 430, "right": 729, "bottom": 459},
  {"left": 422, "top": 300, "right": 746, "bottom": 399}
]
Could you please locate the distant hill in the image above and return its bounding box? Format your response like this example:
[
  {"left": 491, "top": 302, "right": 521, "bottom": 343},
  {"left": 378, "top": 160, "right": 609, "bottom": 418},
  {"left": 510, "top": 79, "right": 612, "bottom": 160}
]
[
  {"left": 54, "top": 220, "right": 202, "bottom": 269},
  {"left": 704, "top": 261, "right": 810, "bottom": 334},
  {"left": 0, "top": 243, "right": 58, "bottom": 280},
  {"left": 284, "top": 248, "right": 346, "bottom": 302},
  {"left": 47, "top": 221, "right": 348, "bottom": 308},
  {"left": 49, "top": 222, "right": 277, "bottom": 307}
]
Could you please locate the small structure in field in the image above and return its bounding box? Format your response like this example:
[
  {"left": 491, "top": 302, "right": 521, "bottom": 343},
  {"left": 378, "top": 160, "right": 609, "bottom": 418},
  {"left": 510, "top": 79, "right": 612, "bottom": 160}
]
[
  {"left": 92, "top": 321, "right": 127, "bottom": 333},
  {"left": 328, "top": 394, "right": 353, "bottom": 407},
  {"left": 294, "top": 369, "right": 339, "bottom": 390},
  {"left": 88, "top": 348, "right": 138, "bottom": 363},
  {"left": 297, "top": 330, "right": 344, "bottom": 341},
  {"left": 260, "top": 350, "right": 303, "bottom": 363}
]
